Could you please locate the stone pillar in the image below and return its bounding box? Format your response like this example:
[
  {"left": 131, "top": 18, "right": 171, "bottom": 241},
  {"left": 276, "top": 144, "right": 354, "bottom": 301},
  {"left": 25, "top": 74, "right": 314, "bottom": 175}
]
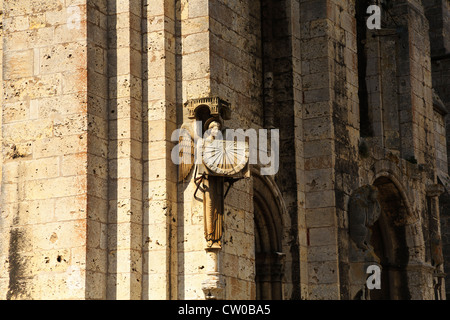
[
  {"left": 86, "top": 0, "right": 110, "bottom": 300},
  {"left": 426, "top": 184, "right": 446, "bottom": 300},
  {"left": 107, "top": 0, "right": 144, "bottom": 300},
  {"left": 300, "top": 0, "right": 361, "bottom": 300},
  {"left": 202, "top": 247, "right": 225, "bottom": 300},
  {"left": 142, "top": 0, "right": 178, "bottom": 300},
  {"left": 177, "top": 0, "right": 261, "bottom": 300},
  {"left": 390, "top": 0, "right": 435, "bottom": 167},
  {"left": 175, "top": 0, "right": 212, "bottom": 300}
]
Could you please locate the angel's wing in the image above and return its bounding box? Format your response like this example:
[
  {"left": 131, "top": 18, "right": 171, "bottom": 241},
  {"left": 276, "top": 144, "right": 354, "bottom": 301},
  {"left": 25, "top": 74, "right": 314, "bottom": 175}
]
[{"left": 178, "top": 129, "right": 195, "bottom": 182}]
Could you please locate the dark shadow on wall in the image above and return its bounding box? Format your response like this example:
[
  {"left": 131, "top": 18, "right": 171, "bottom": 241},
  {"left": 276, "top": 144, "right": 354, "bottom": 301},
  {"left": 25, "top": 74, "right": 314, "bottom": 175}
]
[
  {"left": 356, "top": 0, "right": 373, "bottom": 138},
  {"left": 142, "top": 0, "right": 149, "bottom": 300},
  {"left": 6, "top": 228, "right": 28, "bottom": 300},
  {"left": 174, "top": 0, "right": 185, "bottom": 300},
  {"left": 105, "top": 1, "right": 118, "bottom": 300},
  {"left": 86, "top": 1, "right": 111, "bottom": 300},
  {"left": 261, "top": 0, "right": 300, "bottom": 300},
  {"left": 372, "top": 177, "right": 411, "bottom": 300},
  {"left": 439, "top": 191, "right": 450, "bottom": 300}
]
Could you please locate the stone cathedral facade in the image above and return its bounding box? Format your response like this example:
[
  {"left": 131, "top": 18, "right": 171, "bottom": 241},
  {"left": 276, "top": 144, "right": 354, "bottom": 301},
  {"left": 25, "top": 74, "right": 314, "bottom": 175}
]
[{"left": 0, "top": 0, "right": 449, "bottom": 300}]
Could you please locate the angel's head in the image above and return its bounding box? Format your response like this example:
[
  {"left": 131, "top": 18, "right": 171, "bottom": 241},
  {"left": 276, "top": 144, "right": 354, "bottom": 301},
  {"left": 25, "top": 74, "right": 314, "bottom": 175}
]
[
  {"left": 204, "top": 120, "right": 222, "bottom": 143},
  {"left": 208, "top": 120, "right": 221, "bottom": 134}
]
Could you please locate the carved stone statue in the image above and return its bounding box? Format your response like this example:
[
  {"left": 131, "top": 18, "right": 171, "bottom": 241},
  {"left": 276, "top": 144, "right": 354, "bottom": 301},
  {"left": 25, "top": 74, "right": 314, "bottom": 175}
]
[
  {"left": 348, "top": 185, "right": 381, "bottom": 252},
  {"left": 202, "top": 121, "right": 225, "bottom": 248},
  {"left": 178, "top": 97, "right": 250, "bottom": 299},
  {"left": 177, "top": 99, "right": 249, "bottom": 248}
]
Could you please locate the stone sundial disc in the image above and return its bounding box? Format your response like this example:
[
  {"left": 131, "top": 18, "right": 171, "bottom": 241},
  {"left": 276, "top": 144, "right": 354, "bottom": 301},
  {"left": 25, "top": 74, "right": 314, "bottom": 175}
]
[{"left": 202, "top": 139, "right": 249, "bottom": 176}]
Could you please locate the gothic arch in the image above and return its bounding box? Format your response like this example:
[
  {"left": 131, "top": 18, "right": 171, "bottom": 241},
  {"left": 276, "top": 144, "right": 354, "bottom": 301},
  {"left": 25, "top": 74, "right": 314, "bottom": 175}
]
[
  {"left": 370, "top": 176, "right": 412, "bottom": 299},
  {"left": 367, "top": 167, "right": 426, "bottom": 299},
  {"left": 252, "top": 169, "right": 288, "bottom": 300},
  {"left": 371, "top": 168, "right": 425, "bottom": 261},
  {"left": 371, "top": 170, "right": 415, "bottom": 220},
  {"left": 346, "top": 161, "right": 430, "bottom": 299}
]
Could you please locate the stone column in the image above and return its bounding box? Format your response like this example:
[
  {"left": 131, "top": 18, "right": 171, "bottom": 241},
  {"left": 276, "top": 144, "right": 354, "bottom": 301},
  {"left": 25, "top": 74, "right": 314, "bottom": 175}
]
[
  {"left": 176, "top": 0, "right": 212, "bottom": 300},
  {"left": 426, "top": 184, "right": 446, "bottom": 300},
  {"left": 142, "top": 0, "right": 178, "bottom": 300},
  {"left": 389, "top": 0, "right": 435, "bottom": 167},
  {"left": 202, "top": 247, "right": 225, "bottom": 300},
  {"left": 300, "top": 0, "right": 360, "bottom": 300},
  {"left": 107, "top": 0, "right": 144, "bottom": 300}
]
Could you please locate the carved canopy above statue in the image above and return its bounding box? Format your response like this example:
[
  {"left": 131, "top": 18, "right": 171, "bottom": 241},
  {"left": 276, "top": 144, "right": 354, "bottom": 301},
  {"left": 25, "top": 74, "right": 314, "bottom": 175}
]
[{"left": 185, "top": 97, "right": 232, "bottom": 122}]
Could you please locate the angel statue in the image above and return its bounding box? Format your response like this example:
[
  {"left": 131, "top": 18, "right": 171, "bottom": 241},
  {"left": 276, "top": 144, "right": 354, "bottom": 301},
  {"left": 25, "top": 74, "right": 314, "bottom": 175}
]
[
  {"left": 202, "top": 120, "right": 225, "bottom": 247},
  {"left": 175, "top": 118, "right": 249, "bottom": 248}
]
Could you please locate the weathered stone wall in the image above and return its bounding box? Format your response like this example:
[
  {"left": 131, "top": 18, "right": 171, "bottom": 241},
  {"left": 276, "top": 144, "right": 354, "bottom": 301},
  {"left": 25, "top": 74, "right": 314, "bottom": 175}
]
[
  {"left": 424, "top": 0, "right": 450, "bottom": 57},
  {"left": 296, "top": 0, "right": 442, "bottom": 300},
  {"left": 424, "top": 0, "right": 450, "bottom": 300},
  {"left": 0, "top": 0, "right": 90, "bottom": 299},
  {"left": 298, "top": 0, "right": 361, "bottom": 300},
  {"left": 431, "top": 54, "right": 450, "bottom": 171},
  {"left": 395, "top": 0, "right": 436, "bottom": 168},
  {"left": 0, "top": 0, "right": 448, "bottom": 300},
  {"left": 349, "top": 0, "right": 439, "bottom": 300}
]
